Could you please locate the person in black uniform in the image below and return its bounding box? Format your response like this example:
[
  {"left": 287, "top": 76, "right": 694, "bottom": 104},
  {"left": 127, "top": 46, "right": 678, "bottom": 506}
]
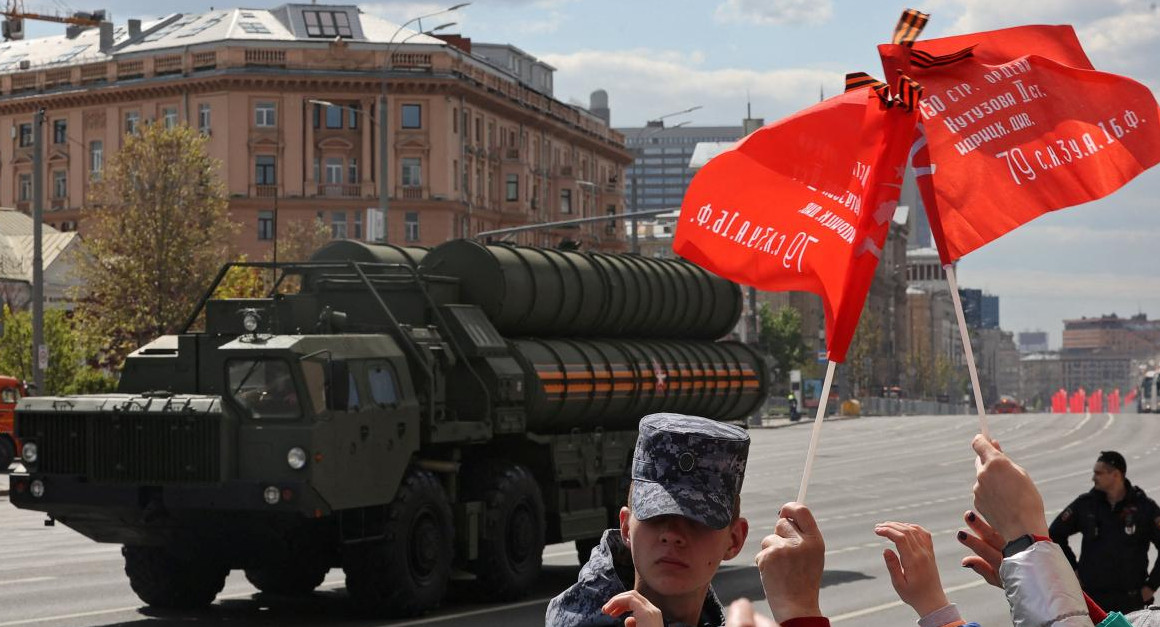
[{"left": 1049, "top": 450, "right": 1160, "bottom": 613}]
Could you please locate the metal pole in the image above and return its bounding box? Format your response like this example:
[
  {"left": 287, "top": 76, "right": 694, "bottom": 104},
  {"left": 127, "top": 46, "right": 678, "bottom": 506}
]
[
  {"left": 31, "top": 109, "right": 45, "bottom": 393},
  {"left": 378, "top": 91, "right": 388, "bottom": 243},
  {"left": 630, "top": 174, "right": 639, "bottom": 253}
]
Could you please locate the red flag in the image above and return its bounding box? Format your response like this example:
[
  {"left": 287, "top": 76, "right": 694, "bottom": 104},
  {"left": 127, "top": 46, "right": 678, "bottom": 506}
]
[
  {"left": 880, "top": 25, "right": 1160, "bottom": 263},
  {"left": 673, "top": 82, "right": 917, "bottom": 362}
]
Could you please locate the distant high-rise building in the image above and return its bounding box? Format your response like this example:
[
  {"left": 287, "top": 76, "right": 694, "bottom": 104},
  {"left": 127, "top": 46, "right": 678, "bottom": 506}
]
[
  {"left": 616, "top": 123, "right": 745, "bottom": 214},
  {"left": 959, "top": 288, "right": 983, "bottom": 328},
  {"left": 982, "top": 294, "right": 1000, "bottom": 329},
  {"left": 1018, "top": 331, "right": 1049, "bottom": 353},
  {"left": 957, "top": 288, "right": 999, "bottom": 329}
]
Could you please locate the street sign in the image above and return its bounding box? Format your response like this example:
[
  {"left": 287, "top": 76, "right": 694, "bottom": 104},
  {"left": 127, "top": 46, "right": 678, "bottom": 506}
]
[{"left": 816, "top": 350, "right": 827, "bottom": 364}]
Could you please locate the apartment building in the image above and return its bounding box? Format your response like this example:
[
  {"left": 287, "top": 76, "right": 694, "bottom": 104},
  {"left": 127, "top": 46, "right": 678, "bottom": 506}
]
[{"left": 1, "top": 4, "right": 632, "bottom": 258}]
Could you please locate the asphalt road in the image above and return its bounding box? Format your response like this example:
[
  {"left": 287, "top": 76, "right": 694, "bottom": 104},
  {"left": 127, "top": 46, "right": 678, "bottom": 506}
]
[{"left": 3, "top": 411, "right": 1159, "bottom": 626}]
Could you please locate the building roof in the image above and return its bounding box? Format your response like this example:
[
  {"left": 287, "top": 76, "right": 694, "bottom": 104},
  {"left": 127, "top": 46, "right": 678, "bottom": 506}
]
[
  {"left": 688, "top": 141, "right": 735, "bottom": 169},
  {"left": 0, "top": 4, "right": 448, "bottom": 74},
  {"left": 0, "top": 208, "right": 76, "bottom": 282}
]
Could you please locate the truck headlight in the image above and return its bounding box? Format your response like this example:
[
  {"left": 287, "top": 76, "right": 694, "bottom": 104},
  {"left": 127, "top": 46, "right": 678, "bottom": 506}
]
[
  {"left": 242, "top": 309, "right": 261, "bottom": 333},
  {"left": 21, "top": 442, "right": 38, "bottom": 463},
  {"left": 263, "top": 486, "right": 281, "bottom": 505},
  {"left": 287, "top": 447, "right": 307, "bottom": 470}
]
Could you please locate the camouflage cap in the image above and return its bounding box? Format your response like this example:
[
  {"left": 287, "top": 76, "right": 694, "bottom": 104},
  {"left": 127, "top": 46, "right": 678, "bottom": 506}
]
[{"left": 630, "top": 413, "right": 750, "bottom": 530}]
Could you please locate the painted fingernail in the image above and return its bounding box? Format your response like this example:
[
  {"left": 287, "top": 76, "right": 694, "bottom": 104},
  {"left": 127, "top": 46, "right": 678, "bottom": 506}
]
[
  {"left": 957, "top": 530, "right": 968, "bottom": 541},
  {"left": 966, "top": 511, "right": 977, "bottom": 522}
]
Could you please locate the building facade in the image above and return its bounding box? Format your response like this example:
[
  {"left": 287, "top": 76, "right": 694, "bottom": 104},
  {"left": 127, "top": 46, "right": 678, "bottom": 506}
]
[
  {"left": 1061, "top": 314, "right": 1160, "bottom": 393},
  {"left": 617, "top": 123, "right": 745, "bottom": 214},
  {"left": 1, "top": 5, "right": 632, "bottom": 258}
]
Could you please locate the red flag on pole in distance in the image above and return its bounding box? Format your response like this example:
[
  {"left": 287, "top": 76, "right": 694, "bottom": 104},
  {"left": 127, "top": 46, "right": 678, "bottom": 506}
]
[
  {"left": 673, "top": 78, "right": 918, "bottom": 362},
  {"left": 880, "top": 25, "right": 1160, "bottom": 264}
]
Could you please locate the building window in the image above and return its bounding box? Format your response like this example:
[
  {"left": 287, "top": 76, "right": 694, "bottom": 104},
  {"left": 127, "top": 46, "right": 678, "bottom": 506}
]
[
  {"left": 325, "top": 157, "right": 343, "bottom": 184},
  {"left": 18, "top": 173, "right": 31, "bottom": 201},
  {"left": 560, "top": 189, "right": 572, "bottom": 214},
  {"left": 52, "top": 119, "right": 67, "bottom": 144},
  {"left": 302, "top": 10, "right": 352, "bottom": 38},
  {"left": 404, "top": 211, "right": 419, "bottom": 242},
  {"left": 348, "top": 158, "right": 358, "bottom": 184},
  {"left": 90, "top": 140, "right": 103, "bottom": 179},
  {"left": 452, "top": 108, "right": 458, "bottom": 134},
  {"left": 52, "top": 170, "right": 66, "bottom": 198},
  {"left": 313, "top": 157, "right": 320, "bottom": 183},
  {"left": 348, "top": 103, "right": 359, "bottom": 129},
  {"left": 401, "top": 158, "right": 421, "bottom": 187},
  {"left": 162, "top": 107, "right": 178, "bottom": 129},
  {"left": 506, "top": 174, "right": 518, "bottom": 201},
  {"left": 257, "top": 210, "right": 274, "bottom": 240},
  {"left": 124, "top": 110, "right": 140, "bottom": 135},
  {"left": 255, "top": 155, "right": 276, "bottom": 185},
  {"left": 353, "top": 211, "right": 363, "bottom": 240},
  {"left": 453, "top": 159, "right": 459, "bottom": 191},
  {"left": 401, "top": 104, "right": 421, "bottom": 129},
  {"left": 331, "top": 211, "right": 347, "bottom": 239},
  {"left": 474, "top": 117, "right": 481, "bottom": 142},
  {"left": 254, "top": 102, "right": 276, "bottom": 127},
  {"left": 198, "top": 104, "right": 211, "bottom": 134},
  {"left": 325, "top": 104, "right": 343, "bottom": 129},
  {"left": 18, "top": 123, "right": 32, "bottom": 147}
]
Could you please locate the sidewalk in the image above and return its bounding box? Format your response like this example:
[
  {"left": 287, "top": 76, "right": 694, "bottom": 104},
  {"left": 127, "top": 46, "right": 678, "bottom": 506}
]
[{"left": 1, "top": 472, "right": 9, "bottom": 497}]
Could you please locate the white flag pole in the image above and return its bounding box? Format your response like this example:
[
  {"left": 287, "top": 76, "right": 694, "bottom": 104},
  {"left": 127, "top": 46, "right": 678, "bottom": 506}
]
[
  {"left": 944, "top": 263, "right": 991, "bottom": 440},
  {"left": 796, "top": 359, "right": 838, "bottom": 504}
]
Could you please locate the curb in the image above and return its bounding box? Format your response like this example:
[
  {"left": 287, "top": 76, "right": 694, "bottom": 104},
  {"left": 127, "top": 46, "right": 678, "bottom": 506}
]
[{"left": 754, "top": 414, "right": 862, "bottom": 429}]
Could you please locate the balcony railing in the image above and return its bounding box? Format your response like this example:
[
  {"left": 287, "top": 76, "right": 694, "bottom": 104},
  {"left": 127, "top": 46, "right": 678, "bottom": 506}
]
[
  {"left": 400, "top": 186, "right": 425, "bottom": 200},
  {"left": 315, "top": 183, "right": 363, "bottom": 198},
  {"left": 251, "top": 184, "right": 279, "bottom": 198},
  {"left": 504, "top": 148, "right": 520, "bottom": 161}
]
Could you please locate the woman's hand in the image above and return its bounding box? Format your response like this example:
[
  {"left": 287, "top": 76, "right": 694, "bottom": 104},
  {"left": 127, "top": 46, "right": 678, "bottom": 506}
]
[{"left": 875, "top": 521, "right": 950, "bottom": 618}]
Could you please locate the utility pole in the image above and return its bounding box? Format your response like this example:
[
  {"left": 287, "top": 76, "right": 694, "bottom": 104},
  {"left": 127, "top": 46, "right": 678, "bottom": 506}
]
[{"left": 31, "top": 108, "right": 44, "bottom": 393}]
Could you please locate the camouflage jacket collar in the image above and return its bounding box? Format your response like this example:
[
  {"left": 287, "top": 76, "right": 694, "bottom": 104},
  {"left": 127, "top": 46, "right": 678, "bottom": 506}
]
[{"left": 544, "top": 528, "right": 726, "bottom": 627}]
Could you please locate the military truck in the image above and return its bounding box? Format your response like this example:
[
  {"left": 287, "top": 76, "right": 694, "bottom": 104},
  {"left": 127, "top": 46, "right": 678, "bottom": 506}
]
[{"left": 8, "top": 239, "right": 766, "bottom": 616}]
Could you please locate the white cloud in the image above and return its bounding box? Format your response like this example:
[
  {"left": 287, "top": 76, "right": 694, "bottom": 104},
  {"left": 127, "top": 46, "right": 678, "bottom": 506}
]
[
  {"left": 927, "top": 0, "right": 1160, "bottom": 88},
  {"left": 713, "top": 0, "right": 833, "bottom": 26},
  {"left": 541, "top": 48, "right": 843, "bottom": 126}
]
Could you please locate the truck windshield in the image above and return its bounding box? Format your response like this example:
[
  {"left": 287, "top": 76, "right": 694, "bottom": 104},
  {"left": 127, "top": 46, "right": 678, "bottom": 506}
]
[{"left": 227, "top": 359, "right": 302, "bottom": 419}]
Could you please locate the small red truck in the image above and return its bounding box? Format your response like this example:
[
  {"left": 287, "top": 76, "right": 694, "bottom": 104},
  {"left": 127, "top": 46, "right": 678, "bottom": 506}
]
[{"left": 0, "top": 375, "right": 27, "bottom": 469}]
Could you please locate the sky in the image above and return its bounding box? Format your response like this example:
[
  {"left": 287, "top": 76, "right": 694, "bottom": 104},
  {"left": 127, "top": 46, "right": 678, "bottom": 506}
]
[{"left": 23, "top": 0, "right": 1160, "bottom": 349}]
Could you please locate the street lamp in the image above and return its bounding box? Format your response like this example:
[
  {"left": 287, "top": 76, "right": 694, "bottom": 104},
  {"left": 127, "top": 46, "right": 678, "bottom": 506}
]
[
  {"left": 629, "top": 106, "right": 701, "bottom": 253},
  {"left": 377, "top": 4, "right": 468, "bottom": 243}
]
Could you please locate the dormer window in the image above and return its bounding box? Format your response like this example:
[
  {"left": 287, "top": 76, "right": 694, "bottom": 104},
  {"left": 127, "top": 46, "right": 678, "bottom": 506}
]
[{"left": 303, "top": 10, "right": 352, "bottom": 38}]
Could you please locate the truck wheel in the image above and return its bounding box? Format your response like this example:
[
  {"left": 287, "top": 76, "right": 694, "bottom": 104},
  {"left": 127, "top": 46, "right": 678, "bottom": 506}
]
[
  {"left": 122, "top": 545, "right": 228, "bottom": 609},
  {"left": 0, "top": 437, "right": 14, "bottom": 471},
  {"left": 244, "top": 558, "right": 329, "bottom": 596},
  {"left": 467, "top": 463, "right": 545, "bottom": 600},
  {"left": 343, "top": 469, "right": 453, "bottom": 617}
]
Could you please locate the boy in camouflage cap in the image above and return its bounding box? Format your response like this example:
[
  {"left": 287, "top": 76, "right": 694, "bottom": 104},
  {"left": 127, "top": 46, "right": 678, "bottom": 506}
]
[{"left": 546, "top": 413, "right": 750, "bottom": 627}]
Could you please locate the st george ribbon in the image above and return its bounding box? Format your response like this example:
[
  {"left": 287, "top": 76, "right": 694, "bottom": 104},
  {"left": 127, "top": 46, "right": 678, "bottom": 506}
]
[{"left": 673, "top": 77, "right": 920, "bottom": 501}]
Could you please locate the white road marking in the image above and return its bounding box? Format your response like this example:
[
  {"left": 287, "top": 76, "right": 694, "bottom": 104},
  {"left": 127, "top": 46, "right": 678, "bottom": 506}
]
[{"left": 830, "top": 579, "right": 989, "bottom": 622}]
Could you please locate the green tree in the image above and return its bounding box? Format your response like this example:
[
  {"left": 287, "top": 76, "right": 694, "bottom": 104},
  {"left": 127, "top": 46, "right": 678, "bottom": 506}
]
[
  {"left": 847, "top": 309, "right": 883, "bottom": 398},
  {"left": 0, "top": 306, "right": 115, "bottom": 395},
  {"left": 274, "top": 217, "right": 332, "bottom": 263},
  {"left": 757, "top": 304, "right": 808, "bottom": 387},
  {"left": 76, "top": 122, "right": 239, "bottom": 366}
]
